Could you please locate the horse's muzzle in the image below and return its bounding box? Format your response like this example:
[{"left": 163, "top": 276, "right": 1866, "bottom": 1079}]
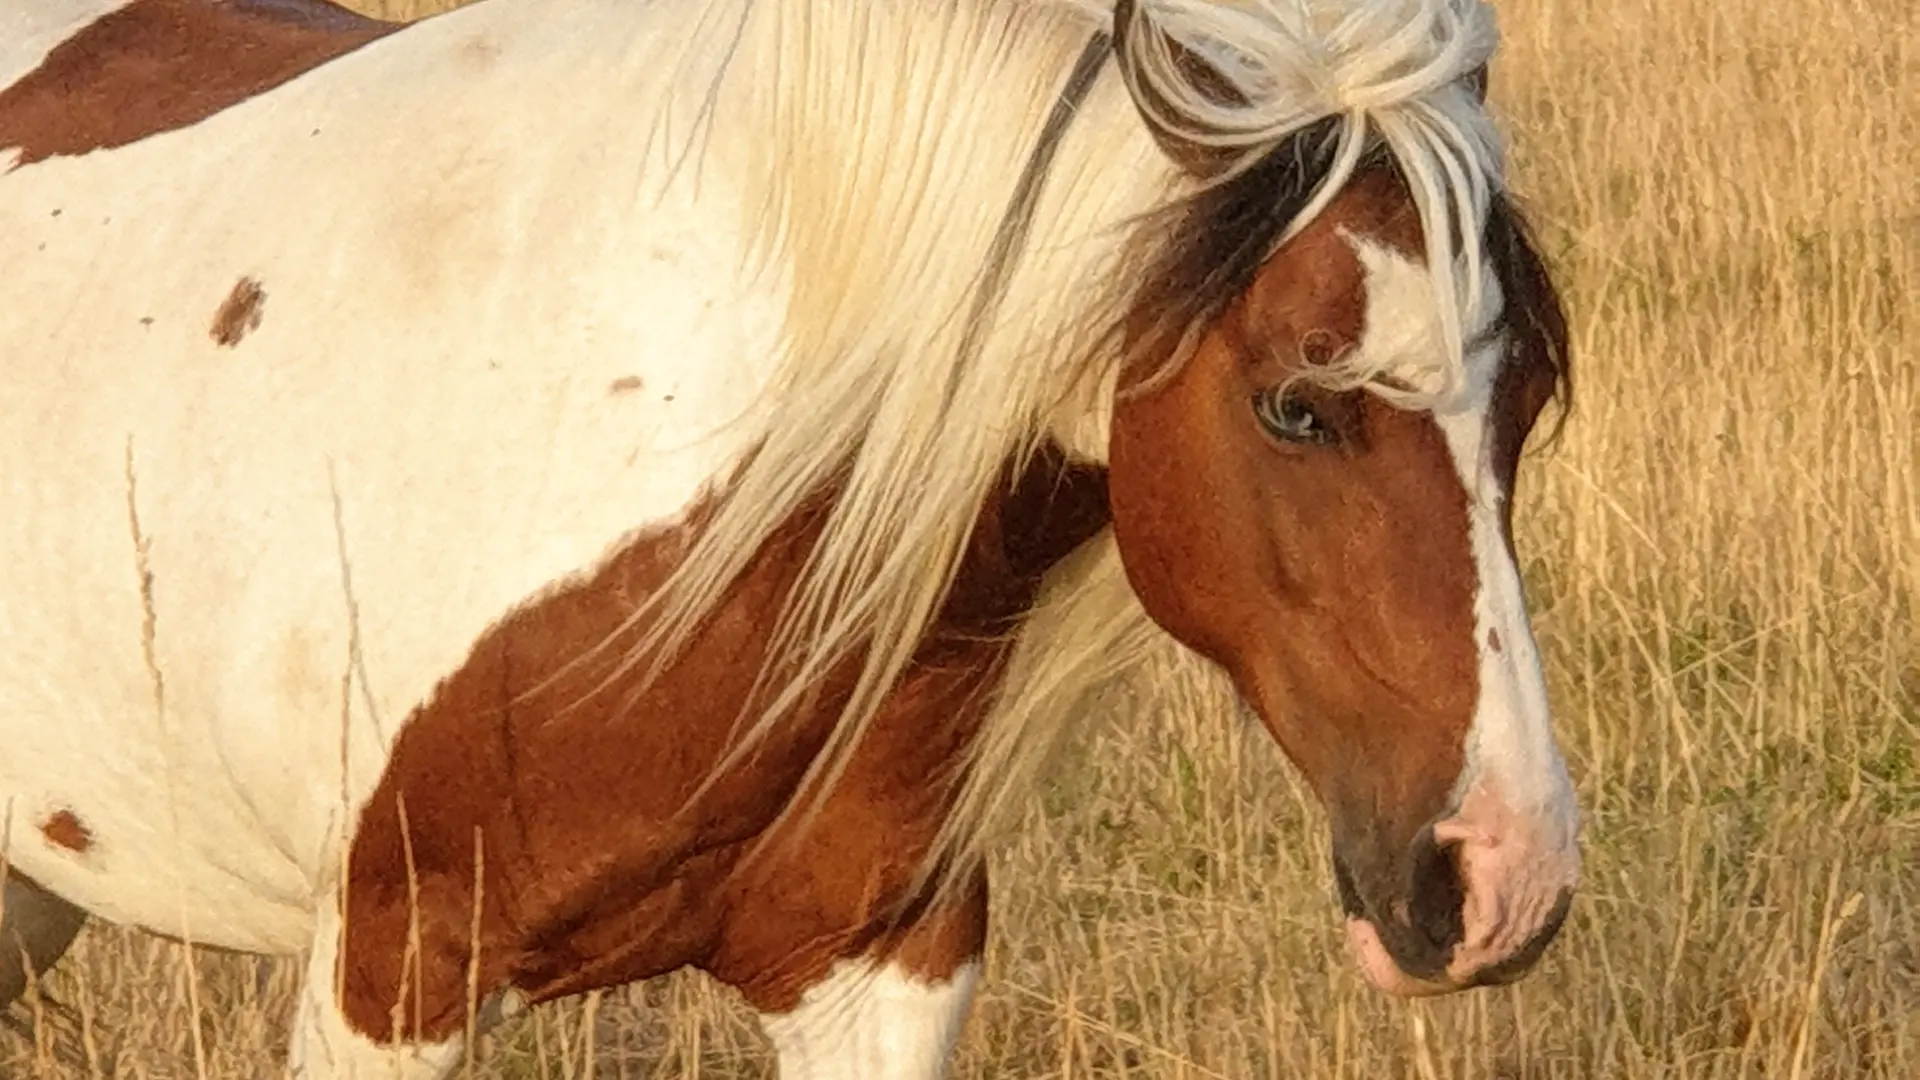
[{"left": 1332, "top": 793, "right": 1579, "bottom": 995}]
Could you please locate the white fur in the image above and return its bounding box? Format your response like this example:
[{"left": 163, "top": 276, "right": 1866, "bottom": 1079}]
[
  {"left": 1443, "top": 418, "right": 1581, "bottom": 854},
  {"left": 288, "top": 899, "right": 466, "bottom": 1080},
  {"left": 1347, "top": 235, "right": 1581, "bottom": 867},
  {"left": 0, "top": 0, "right": 787, "bottom": 948},
  {"left": 759, "top": 960, "right": 981, "bottom": 1080}
]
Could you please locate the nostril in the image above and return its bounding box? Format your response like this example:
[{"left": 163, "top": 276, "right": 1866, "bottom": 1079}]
[{"left": 1407, "top": 833, "right": 1466, "bottom": 954}]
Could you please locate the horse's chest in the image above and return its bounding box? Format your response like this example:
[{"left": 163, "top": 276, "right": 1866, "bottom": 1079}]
[{"left": 327, "top": 506, "right": 1029, "bottom": 1034}]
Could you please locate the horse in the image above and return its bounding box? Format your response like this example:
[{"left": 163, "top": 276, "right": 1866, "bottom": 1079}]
[{"left": 0, "top": 0, "right": 1581, "bottom": 1075}]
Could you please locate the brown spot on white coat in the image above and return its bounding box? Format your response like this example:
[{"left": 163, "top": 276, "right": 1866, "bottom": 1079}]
[
  {"left": 210, "top": 276, "right": 267, "bottom": 347},
  {"left": 458, "top": 33, "right": 502, "bottom": 73},
  {"left": 40, "top": 809, "right": 93, "bottom": 853}
]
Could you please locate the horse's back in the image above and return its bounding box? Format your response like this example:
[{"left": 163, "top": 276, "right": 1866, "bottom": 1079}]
[
  {"left": 0, "top": 1, "right": 131, "bottom": 91},
  {"left": 0, "top": 0, "right": 786, "bottom": 950},
  {"left": 0, "top": 0, "right": 400, "bottom": 167}
]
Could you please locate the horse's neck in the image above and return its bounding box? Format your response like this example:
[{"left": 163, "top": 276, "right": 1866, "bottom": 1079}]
[
  {"left": 712, "top": 0, "right": 1174, "bottom": 459},
  {"left": 457, "top": 0, "right": 1173, "bottom": 461},
  {"left": 938, "top": 444, "right": 1112, "bottom": 633}
]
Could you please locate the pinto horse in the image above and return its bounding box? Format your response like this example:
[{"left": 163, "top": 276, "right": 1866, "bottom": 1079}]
[{"left": 0, "top": 0, "right": 1579, "bottom": 1075}]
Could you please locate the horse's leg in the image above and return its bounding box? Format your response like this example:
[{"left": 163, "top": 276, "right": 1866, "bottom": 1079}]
[
  {"left": 728, "top": 868, "right": 989, "bottom": 1080},
  {"left": 0, "top": 870, "right": 87, "bottom": 1008},
  {"left": 284, "top": 896, "right": 467, "bottom": 1080},
  {"left": 757, "top": 952, "right": 981, "bottom": 1080}
]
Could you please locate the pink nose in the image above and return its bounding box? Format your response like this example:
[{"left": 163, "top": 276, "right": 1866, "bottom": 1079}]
[{"left": 1344, "top": 789, "right": 1579, "bottom": 995}]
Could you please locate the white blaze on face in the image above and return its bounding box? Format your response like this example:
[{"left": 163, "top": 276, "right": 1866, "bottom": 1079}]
[{"left": 1347, "top": 235, "right": 1580, "bottom": 980}]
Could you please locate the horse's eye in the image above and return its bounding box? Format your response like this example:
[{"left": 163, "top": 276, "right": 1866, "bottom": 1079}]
[{"left": 1254, "top": 388, "right": 1337, "bottom": 446}]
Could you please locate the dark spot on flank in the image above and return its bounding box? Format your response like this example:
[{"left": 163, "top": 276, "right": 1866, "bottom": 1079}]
[
  {"left": 1488, "top": 628, "right": 1503, "bottom": 654},
  {"left": 459, "top": 34, "right": 502, "bottom": 72},
  {"left": 41, "top": 809, "right": 93, "bottom": 853},
  {"left": 609, "top": 375, "right": 645, "bottom": 395},
  {"left": 211, "top": 277, "right": 267, "bottom": 347}
]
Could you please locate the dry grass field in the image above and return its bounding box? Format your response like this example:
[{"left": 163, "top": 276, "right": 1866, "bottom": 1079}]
[{"left": 4, "top": 0, "right": 1913, "bottom": 1076}]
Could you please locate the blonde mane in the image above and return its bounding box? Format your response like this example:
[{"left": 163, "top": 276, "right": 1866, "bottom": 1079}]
[{"left": 609, "top": 0, "right": 1509, "bottom": 893}]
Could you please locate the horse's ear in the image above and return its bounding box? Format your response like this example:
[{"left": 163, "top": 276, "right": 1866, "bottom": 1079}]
[
  {"left": 1110, "top": 0, "right": 1244, "bottom": 180},
  {"left": 1464, "top": 63, "right": 1490, "bottom": 103}
]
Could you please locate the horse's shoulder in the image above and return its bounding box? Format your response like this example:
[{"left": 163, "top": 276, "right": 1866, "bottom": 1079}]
[{"left": 0, "top": 0, "right": 400, "bottom": 167}]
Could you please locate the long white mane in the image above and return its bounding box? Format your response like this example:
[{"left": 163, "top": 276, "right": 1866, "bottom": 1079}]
[{"left": 617, "top": 0, "right": 1507, "bottom": 886}]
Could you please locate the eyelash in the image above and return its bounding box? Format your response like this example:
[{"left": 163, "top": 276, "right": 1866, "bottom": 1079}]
[{"left": 1253, "top": 387, "right": 1338, "bottom": 446}]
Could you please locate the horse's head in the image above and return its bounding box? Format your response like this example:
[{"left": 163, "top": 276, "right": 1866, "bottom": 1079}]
[{"left": 1103, "top": 79, "right": 1578, "bottom": 993}]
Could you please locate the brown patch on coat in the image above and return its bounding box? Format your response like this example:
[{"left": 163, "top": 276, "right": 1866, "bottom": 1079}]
[
  {"left": 0, "top": 0, "right": 399, "bottom": 168},
  {"left": 210, "top": 276, "right": 267, "bottom": 346},
  {"left": 40, "top": 809, "right": 93, "bottom": 854},
  {"left": 607, "top": 376, "right": 645, "bottom": 395},
  {"left": 335, "top": 444, "right": 1108, "bottom": 1041}
]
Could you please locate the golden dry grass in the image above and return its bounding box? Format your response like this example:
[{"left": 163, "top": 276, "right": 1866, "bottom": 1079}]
[{"left": 5, "top": 0, "right": 1914, "bottom": 1076}]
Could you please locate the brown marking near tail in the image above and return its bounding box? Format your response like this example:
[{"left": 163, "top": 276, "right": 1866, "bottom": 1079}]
[
  {"left": 40, "top": 809, "right": 93, "bottom": 854},
  {"left": 608, "top": 375, "right": 645, "bottom": 395},
  {"left": 210, "top": 276, "right": 267, "bottom": 347},
  {"left": 334, "top": 444, "right": 1108, "bottom": 1041},
  {"left": 0, "top": 0, "right": 400, "bottom": 168}
]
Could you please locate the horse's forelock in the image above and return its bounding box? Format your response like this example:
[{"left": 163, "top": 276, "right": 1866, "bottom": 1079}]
[
  {"left": 1100, "top": 0, "right": 1509, "bottom": 411},
  {"left": 1115, "top": 142, "right": 1566, "bottom": 423},
  {"left": 1110, "top": 113, "right": 1354, "bottom": 395}
]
